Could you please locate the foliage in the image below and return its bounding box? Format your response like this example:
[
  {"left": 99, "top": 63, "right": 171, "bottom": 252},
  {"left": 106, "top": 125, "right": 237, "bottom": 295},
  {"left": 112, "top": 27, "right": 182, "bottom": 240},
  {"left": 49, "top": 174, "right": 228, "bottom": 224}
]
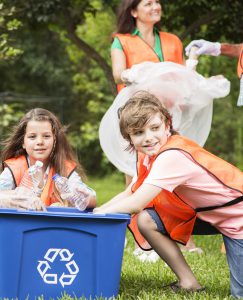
[
  {"left": 162, "top": 0, "right": 243, "bottom": 43},
  {"left": 0, "top": 0, "right": 242, "bottom": 174},
  {"left": 0, "top": 2, "right": 23, "bottom": 60}
]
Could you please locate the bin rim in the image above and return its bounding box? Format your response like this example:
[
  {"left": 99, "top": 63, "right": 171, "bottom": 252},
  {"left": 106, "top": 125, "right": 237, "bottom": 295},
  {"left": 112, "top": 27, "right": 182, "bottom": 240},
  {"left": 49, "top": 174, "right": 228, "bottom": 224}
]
[{"left": 0, "top": 206, "right": 131, "bottom": 221}]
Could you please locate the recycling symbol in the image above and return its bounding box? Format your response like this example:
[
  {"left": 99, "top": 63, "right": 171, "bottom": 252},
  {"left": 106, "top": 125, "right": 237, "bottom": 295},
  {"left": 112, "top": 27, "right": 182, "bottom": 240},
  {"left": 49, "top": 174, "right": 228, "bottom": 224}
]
[{"left": 37, "top": 248, "right": 79, "bottom": 287}]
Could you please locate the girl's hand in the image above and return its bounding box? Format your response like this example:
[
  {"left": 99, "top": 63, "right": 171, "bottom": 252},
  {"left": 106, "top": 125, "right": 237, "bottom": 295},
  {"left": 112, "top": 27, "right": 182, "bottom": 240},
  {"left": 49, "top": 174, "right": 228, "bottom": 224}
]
[
  {"left": 0, "top": 193, "right": 46, "bottom": 211},
  {"left": 13, "top": 196, "right": 46, "bottom": 211}
]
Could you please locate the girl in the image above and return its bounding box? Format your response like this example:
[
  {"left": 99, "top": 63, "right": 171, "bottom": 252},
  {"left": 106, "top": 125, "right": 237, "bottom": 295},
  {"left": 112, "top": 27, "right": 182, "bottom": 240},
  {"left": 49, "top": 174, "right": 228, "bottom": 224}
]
[
  {"left": 0, "top": 108, "right": 96, "bottom": 210},
  {"left": 95, "top": 91, "right": 243, "bottom": 298}
]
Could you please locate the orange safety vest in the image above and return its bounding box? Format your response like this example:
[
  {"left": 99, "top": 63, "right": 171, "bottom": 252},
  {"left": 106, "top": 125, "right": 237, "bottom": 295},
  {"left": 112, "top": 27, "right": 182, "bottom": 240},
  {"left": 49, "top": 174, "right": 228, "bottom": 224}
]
[
  {"left": 237, "top": 45, "right": 243, "bottom": 78},
  {"left": 115, "top": 32, "right": 183, "bottom": 92},
  {"left": 4, "top": 155, "right": 76, "bottom": 206},
  {"left": 129, "top": 135, "right": 243, "bottom": 249}
]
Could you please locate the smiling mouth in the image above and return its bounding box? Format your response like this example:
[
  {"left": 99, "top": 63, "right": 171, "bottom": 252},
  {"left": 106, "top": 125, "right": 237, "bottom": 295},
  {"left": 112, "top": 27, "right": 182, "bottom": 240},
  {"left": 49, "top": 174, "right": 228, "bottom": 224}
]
[{"left": 143, "top": 143, "right": 157, "bottom": 148}]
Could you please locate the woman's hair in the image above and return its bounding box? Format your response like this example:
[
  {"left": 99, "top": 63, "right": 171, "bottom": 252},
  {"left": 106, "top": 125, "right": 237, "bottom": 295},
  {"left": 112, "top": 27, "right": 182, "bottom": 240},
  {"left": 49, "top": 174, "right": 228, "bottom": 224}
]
[
  {"left": 1, "top": 108, "right": 86, "bottom": 178},
  {"left": 118, "top": 91, "right": 178, "bottom": 150},
  {"left": 116, "top": 0, "right": 161, "bottom": 33}
]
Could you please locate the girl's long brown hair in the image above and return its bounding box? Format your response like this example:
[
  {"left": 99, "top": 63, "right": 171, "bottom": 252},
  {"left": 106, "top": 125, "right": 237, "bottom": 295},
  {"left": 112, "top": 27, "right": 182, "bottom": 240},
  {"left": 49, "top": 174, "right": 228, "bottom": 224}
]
[{"left": 1, "top": 108, "right": 86, "bottom": 179}]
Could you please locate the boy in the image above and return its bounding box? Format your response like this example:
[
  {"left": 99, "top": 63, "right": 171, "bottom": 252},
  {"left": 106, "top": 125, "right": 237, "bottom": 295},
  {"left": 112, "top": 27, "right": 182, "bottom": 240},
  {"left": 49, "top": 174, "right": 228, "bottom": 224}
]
[{"left": 94, "top": 91, "right": 243, "bottom": 298}]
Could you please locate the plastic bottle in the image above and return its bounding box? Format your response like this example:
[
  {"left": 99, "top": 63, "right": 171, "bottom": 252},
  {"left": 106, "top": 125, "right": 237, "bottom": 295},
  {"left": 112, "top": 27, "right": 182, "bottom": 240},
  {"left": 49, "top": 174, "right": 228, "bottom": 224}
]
[
  {"left": 52, "top": 173, "right": 89, "bottom": 211},
  {"left": 16, "top": 160, "right": 44, "bottom": 196}
]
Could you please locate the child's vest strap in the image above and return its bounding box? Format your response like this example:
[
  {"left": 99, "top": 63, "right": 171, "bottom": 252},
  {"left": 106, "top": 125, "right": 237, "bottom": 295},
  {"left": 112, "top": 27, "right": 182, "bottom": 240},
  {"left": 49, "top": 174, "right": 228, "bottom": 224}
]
[
  {"left": 195, "top": 196, "right": 243, "bottom": 212},
  {"left": 237, "top": 46, "right": 243, "bottom": 78}
]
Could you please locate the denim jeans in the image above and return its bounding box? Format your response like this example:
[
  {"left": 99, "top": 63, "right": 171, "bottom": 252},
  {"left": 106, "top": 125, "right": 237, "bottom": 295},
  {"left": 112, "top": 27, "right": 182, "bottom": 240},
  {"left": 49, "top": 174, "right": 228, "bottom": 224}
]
[{"left": 223, "top": 235, "right": 243, "bottom": 299}]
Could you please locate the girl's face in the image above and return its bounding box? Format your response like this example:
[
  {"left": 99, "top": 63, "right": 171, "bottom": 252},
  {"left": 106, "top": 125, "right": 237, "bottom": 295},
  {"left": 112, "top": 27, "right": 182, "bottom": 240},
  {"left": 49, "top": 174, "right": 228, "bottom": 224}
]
[
  {"left": 22, "top": 120, "right": 55, "bottom": 166},
  {"left": 131, "top": 0, "right": 161, "bottom": 25},
  {"left": 130, "top": 113, "right": 169, "bottom": 157}
]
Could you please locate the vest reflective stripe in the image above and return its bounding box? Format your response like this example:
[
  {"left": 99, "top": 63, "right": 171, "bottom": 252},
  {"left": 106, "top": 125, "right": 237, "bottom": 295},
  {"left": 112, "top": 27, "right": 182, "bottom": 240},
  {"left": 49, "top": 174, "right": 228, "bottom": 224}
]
[
  {"left": 237, "top": 46, "right": 243, "bottom": 78},
  {"left": 128, "top": 136, "right": 243, "bottom": 249},
  {"left": 4, "top": 156, "right": 76, "bottom": 206},
  {"left": 116, "top": 32, "right": 183, "bottom": 93}
]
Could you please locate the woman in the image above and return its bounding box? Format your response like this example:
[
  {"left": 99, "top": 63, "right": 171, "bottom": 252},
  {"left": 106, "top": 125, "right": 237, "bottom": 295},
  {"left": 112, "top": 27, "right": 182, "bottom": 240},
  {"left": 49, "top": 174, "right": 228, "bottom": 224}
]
[
  {"left": 101, "top": 0, "right": 229, "bottom": 180},
  {"left": 111, "top": 0, "right": 183, "bottom": 94}
]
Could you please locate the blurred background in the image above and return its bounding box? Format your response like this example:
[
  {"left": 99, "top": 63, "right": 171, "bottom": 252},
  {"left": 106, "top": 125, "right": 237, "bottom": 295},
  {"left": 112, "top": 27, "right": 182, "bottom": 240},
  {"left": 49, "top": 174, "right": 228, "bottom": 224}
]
[{"left": 0, "top": 0, "right": 242, "bottom": 177}]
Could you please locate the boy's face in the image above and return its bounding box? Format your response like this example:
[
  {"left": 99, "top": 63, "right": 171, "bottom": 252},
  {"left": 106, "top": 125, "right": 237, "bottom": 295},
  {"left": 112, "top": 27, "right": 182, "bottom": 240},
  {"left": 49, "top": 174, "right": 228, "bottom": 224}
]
[{"left": 130, "top": 113, "right": 169, "bottom": 156}]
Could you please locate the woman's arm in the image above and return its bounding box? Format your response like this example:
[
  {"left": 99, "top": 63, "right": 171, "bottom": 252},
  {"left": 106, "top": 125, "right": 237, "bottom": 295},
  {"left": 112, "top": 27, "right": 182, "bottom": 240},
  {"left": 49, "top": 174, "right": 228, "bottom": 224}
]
[
  {"left": 111, "top": 48, "right": 127, "bottom": 84},
  {"left": 220, "top": 43, "right": 242, "bottom": 58},
  {"left": 94, "top": 183, "right": 161, "bottom": 214}
]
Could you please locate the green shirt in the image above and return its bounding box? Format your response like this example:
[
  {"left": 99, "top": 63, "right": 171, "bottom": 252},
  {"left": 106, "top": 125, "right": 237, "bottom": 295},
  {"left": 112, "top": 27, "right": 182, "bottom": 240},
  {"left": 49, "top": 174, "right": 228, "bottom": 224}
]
[{"left": 111, "top": 28, "right": 164, "bottom": 62}]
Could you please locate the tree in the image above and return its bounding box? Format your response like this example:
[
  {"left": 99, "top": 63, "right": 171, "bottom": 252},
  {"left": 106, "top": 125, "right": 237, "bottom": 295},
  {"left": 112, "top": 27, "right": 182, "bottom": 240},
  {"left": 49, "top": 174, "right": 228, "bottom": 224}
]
[
  {"left": 0, "top": 0, "right": 242, "bottom": 173},
  {"left": 0, "top": 2, "right": 23, "bottom": 60},
  {"left": 2, "top": 0, "right": 243, "bottom": 94}
]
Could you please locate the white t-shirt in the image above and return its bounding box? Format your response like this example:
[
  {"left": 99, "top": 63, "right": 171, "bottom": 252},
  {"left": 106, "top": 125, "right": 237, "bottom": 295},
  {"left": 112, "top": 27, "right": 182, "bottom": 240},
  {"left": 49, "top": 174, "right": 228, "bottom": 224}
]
[
  {"left": 0, "top": 156, "right": 87, "bottom": 192},
  {"left": 143, "top": 150, "right": 243, "bottom": 239}
]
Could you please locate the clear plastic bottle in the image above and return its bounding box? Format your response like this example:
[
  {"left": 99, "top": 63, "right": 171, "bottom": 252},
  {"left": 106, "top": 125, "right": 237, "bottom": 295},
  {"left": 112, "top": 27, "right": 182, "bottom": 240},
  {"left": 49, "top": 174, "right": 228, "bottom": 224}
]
[
  {"left": 52, "top": 173, "right": 89, "bottom": 211},
  {"left": 16, "top": 160, "right": 44, "bottom": 196}
]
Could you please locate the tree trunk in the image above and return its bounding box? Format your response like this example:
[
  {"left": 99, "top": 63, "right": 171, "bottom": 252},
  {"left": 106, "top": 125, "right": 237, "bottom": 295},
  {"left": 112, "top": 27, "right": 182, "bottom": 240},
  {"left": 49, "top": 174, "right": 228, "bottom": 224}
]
[{"left": 66, "top": 21, "right": 117, "bottom": 96}]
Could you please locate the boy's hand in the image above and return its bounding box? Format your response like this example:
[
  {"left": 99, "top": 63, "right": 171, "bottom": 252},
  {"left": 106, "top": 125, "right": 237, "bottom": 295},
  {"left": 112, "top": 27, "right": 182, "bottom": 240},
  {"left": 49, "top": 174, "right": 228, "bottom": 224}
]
[{"left": 93, "top": 207, "right": 102, "bottom": 214}]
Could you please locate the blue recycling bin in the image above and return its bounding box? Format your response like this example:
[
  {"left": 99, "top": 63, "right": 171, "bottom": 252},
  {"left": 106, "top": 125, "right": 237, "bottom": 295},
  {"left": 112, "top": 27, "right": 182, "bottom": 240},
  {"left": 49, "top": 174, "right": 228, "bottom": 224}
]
[{"left": 0, "top": 207, "right": 130, "bottom": 299}]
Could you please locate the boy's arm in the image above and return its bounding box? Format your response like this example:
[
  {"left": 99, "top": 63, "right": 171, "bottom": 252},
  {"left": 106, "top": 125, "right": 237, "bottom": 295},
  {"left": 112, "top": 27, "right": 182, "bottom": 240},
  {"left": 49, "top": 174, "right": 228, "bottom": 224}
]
[
  {"left": 94, "top": 183, "right": 161, "bottom": 214},
  {"left": 97, "top": 182, "right": 133, "bottom": 210}
]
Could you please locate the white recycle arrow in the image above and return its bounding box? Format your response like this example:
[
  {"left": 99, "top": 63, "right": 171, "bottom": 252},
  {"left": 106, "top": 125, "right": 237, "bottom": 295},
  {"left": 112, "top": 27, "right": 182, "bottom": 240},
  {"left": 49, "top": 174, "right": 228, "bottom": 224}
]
[
  {"left": 59, "top": 273, "right": 76, "bottom": 287},
  {"left": 44, "top": 248, "right": 61, "bottom": 262},
  {"left": 59, "top": 248, "right": 73, "bottom": 261},
  {"left": 66, "top": 260, "right": 79, "bottom": 274},
  {"left": 44, "top": 273, "right": 58, "bottom": 284},
  {"left": 37, "top": 261, "right": 51, "bottom": 278}
]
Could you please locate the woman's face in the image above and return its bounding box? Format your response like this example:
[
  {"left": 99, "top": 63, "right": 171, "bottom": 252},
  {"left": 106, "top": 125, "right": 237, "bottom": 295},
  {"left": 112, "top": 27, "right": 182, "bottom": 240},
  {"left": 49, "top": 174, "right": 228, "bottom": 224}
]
[
  {"left": 22, "top": 120, "right": 55, "bottom": 166},
  {"left": 131, "top": 0, "right": 161, "bottom": 26}
]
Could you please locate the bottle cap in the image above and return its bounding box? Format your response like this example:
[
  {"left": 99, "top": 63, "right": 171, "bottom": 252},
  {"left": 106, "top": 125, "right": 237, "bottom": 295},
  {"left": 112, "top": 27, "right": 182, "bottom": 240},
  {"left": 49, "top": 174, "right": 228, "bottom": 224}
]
[
  {"left": 35, "top": 161, "right": 43, "bottom": 168},
  {"left": 52, "top": 173, "right": 60, "bottom": 181}
]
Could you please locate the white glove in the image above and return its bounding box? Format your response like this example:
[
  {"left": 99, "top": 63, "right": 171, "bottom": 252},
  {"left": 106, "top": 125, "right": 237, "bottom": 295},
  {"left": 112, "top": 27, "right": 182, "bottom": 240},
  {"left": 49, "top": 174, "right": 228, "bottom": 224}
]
[
  {"left": 0, "top": 192, "right": 46, "bottom": 211},
  {"left": 185, "top": 39, "right": 221, "bottom": 57},
  {"left": 185, "top": 59, "right": 198, "bottom": 70},
  {"left": 61, "top": 181, "right": 96, "bottom": 211},
  {"left": 121, "top": 68, "right": 138, "bottom": 85}
]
